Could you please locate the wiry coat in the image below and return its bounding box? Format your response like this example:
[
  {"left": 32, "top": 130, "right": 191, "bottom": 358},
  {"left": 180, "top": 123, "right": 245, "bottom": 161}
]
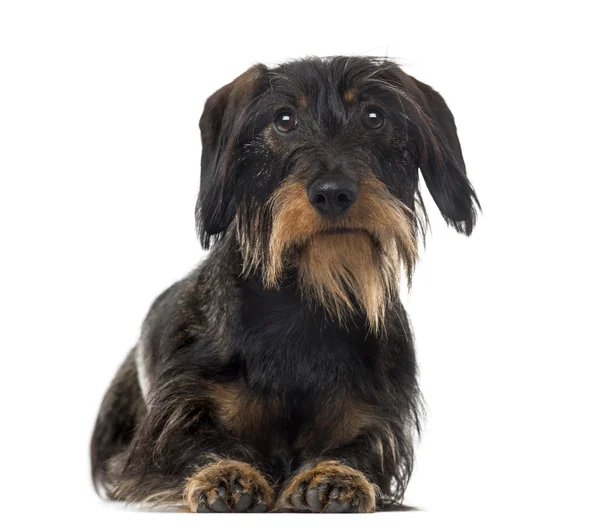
[{"left": 91, "top": 56, "right": 478, "bottom": 512}]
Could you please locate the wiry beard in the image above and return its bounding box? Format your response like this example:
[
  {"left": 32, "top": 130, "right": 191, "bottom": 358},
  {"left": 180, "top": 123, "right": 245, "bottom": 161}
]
[
  {"left": 297, "top": 231, "right": 404, "bottom": 331},
  {"left": 235, "top": 178, "right": 418, "bottom": 332}
]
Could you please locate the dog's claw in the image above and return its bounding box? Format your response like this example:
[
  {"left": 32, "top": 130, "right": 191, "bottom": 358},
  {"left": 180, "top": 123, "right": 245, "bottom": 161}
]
[
  {"left": 196, "top": 493, "right": 209, "bottom": 513},
  {"left": 324, "top": 500, "right": 347, "bottom": 513},
  {"left": 234, "top": 493, "right": 253, "bottom": 512},
  {"left": 290, "top": 481, "right": 307, "bottom": 510},
  {"left": 249, "top": 501, "right": 268, "bottom": 513},
  {"left": 305, "top": 487, "right": 323, "bottom": 511},
  {"left": 325, "top": 486, "right": 351, "bottom": 512},
  {"left": 211, "top": 498, "right": 230, "bottom": 512}
]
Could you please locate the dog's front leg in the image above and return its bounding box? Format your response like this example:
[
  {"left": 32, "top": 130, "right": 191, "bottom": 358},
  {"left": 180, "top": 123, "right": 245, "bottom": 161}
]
[
  {"left": 276, "top": 424, "right": 413, "bottom": 513},
  {"left": 107, "top": 433, "right": 275, "bottom": 512},
  {"left": 103, "top": 385, "right": 276, "bottom": 512}
]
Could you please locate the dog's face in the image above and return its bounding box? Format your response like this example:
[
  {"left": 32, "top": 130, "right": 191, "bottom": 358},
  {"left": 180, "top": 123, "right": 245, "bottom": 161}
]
[{"left": 196, "top": 57, "right": 479, "bottom": 329}]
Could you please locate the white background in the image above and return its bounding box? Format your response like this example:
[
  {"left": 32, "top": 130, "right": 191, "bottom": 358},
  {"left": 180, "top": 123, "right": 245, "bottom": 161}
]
[{"left": 1, "top": 1, "right": 599, "bottom": 529}]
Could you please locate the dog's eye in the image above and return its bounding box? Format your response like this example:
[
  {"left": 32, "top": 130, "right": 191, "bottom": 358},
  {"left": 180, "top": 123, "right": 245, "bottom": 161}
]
[
  {"left": 274, "top": 111, "right": 297, "bottom": 133},
  {"left": 362, "top": 108, "right": 385, "bottom": 130}
]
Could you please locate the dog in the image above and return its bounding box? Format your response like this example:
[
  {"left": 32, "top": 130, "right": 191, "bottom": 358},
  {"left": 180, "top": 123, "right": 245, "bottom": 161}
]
[{"left": 90, "top": 56, "right": 479, "bottom": 513}]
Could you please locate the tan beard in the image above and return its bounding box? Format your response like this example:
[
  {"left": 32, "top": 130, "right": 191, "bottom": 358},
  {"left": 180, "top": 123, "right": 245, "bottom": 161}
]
[
  {"left": 297, "top": 231, "right": 405, "bottom": 331},
  {"left": 236, "top": 178, "right": 418, "bottom": 332}
]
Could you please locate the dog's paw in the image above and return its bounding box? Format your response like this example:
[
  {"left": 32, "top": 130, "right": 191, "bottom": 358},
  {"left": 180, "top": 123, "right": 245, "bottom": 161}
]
[
  {"left": 184, "top": 460, "right": 274, "bottom": 513},
  {"left": 277, "top": 460, "right": 377, "bottom": 513}
]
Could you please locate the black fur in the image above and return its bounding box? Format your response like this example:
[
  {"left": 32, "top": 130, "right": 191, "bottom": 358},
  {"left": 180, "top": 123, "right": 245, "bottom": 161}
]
[{"left": 91, "top": 56, "right": 479, "bottom": 512}]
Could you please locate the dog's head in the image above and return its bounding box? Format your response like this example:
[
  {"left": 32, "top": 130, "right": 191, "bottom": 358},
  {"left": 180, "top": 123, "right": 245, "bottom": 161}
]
[{"left": 196, "top": 57, "right": 479, "bottom": 329}]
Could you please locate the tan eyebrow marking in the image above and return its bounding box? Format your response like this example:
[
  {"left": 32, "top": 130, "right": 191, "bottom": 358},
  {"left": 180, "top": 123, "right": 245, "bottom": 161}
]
[
  {"left": 343, "top": 89, "right": 356, "bottom": 104},
  {"left": 298, "top": 94, "right": 309, "bottom": 109}
]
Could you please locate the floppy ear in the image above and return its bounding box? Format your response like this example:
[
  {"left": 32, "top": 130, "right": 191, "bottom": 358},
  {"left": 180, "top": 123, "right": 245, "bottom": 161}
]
[
  {"left": 196, "top": 65, "right": 266, "bottom": 248},
  {"left": 410, "top": 77, "right": 480, "bottom": 235}
]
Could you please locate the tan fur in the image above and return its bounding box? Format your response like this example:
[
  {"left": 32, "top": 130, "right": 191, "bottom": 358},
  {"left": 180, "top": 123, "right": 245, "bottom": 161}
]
[
  {"left": 298, "top": 232, "right": 393, "bottom": 331},
  {"left": 277, "top": 460, "right": 377, "bottom": 513},
  {"left": 238, "top": 177, "right": 418, "bottom": 331},
  {"left": 373, "top": 422, "right": 400, "bottom": 472},
  {"left": 211, "top": 382, "right": 279, "bottom": 438},
  {"left": 184, "top": 460, "right": 275, "bottom": 512},
  {"left": 306, "top": 400, "right": 378, "bottom": 448},
  {"left": 343, "top": 89, "right": 357, "bottom": 104},
  {"left": 298, "top": 94, "right": 309, "bottom": 109},
  {"left": 326, "top": 401, "right": 378, "bottom": 446}
]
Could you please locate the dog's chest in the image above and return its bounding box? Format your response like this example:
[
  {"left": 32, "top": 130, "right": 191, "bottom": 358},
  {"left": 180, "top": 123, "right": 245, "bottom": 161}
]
[
  {"left": 224, "top": 278, "right": 383, "bottom": 456},
  {"left": 236, "top": 277, "right": 380, "bottom": 395}
]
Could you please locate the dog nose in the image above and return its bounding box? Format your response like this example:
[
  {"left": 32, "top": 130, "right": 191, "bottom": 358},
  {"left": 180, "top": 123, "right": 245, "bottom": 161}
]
[{"left": 307, "top": 175, "right": 358, "bottom": 217}]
